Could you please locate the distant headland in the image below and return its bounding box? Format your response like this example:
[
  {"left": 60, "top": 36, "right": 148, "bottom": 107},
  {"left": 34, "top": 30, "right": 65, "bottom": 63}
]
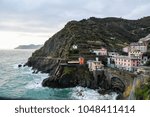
[{"left": 15, "top": 44, "right": 43, "bottom": 49}]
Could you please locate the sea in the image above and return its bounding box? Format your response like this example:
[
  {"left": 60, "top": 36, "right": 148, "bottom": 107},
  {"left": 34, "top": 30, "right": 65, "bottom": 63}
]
[{"left": 0, "top": 49, "right": 118, "bottom": 100}]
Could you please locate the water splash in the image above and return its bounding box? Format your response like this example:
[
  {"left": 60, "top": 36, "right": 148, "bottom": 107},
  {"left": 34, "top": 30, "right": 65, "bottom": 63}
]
[{"left": 71, "top": 86, "right": 118, "bottom": 100}]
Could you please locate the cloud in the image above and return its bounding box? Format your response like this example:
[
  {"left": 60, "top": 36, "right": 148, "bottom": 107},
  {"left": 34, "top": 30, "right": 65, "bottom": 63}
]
[
  {"left": 124, "top": 3, "right": 150, "bottom": 19},
  {"left": 0, "top": 0, "right": 150, "bottom": 49}
]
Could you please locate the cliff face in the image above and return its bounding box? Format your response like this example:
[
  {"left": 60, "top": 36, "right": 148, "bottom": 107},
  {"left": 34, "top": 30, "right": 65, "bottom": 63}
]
[
  {"left": 42, "top": 65, "right": 125, "bottom": 95},
  {"left": 26, "top": 16, "right": 150, "bottom": 72}
]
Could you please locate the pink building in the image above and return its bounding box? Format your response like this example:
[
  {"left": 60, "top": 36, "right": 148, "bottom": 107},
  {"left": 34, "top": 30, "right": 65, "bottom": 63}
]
[
  {"left": 114, "top": 56, "right": 141, "bottom": 71},
  {"left": 93, "top": 47, "right": 107, "bottom": 56},
  {"left": 123, "top": 46, "right": 129, "bottom": 53}
]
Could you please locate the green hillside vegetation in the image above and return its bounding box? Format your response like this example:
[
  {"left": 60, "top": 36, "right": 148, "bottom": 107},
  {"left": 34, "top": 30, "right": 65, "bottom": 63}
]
[
  {"left": 135, "top": 78, "right": 150, "bottom": 100},
  {"left": 26, "top": 16, "right": 150, "bottom": 75},
  {"left": 30, "top": 16, "right": 150, "bottom": 59}
]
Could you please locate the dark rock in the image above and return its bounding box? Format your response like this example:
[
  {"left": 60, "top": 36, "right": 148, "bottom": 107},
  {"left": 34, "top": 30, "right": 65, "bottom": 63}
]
[
  {"left": 42, "top": 65, "right": 114, "bottom": 91},
  {"left": 98, "top": 88, "right": 113, "bottom": 95},
  {"left": 18, "top": 64, "right": 22, "bottom": 68},
  {"left": 32, "top": 70, "right": 39, "bottom": 74},
  {"left": 116, "top": 92, "right": 123, "bottom": 100},
  {"left": 111, "top": 77, "right": 126, "bottom": 93},
  {"left": 42, "top": 65, "right": 94, "bottom": 88}
]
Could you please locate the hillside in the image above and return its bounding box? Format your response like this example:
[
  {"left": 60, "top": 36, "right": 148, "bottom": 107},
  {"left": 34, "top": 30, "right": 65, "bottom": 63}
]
[
  {"left": 15, "top": 44, "right": 43, "bottom": 49},
  {"left": 26, "top": 16, "right": 150, "bottom": 73}
]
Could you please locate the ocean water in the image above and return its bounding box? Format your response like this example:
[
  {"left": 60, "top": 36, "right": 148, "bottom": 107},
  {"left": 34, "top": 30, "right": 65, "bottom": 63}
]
[{"left": 0, "top": 50, "right": 118, "bottom": 100}]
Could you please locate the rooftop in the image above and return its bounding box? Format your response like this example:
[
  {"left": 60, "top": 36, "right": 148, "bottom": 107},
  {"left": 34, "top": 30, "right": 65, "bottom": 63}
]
[
  {"left": 130, "top": 42, "right": 147, "bottom": 46},
  {"left": 114, "top": 55, "right": 141, "bottom": 60}
]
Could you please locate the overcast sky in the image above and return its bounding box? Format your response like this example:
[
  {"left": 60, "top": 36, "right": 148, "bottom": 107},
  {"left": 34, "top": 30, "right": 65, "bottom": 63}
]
[{"left": 0, "top": 0, "right": 150, "bottom": 49}]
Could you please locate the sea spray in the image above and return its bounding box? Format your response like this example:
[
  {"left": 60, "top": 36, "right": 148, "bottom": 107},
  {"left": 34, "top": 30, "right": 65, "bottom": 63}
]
[{"left": 71, "top": 86, "right": 118, "bottom": 100}]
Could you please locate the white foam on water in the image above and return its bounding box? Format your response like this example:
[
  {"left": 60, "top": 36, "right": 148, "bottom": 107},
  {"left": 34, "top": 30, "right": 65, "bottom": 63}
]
[
  {"left": 71, "top": 86, "right": 118, "bottom": 100},
  {"left": 25, "top": 74, "right": 48, "bottom": 89},
  {"left": 18, "top": 67, "right": 49, "bottom": 89}
]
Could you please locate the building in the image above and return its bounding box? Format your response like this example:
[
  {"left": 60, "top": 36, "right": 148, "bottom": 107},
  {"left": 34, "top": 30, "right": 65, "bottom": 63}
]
[
  {"left": 72, "top": 44, "right": 78, "bottom": 50},
  {"left": 93, "top": 47, "right": 107, "bottom": 56},
  {"left": 67, "top": 61, "right": 79, "bottom": 64},
  {"left": 87, "top": 60, "right": 104, "bottom": 71},
  {"left": 114, "top": 55, "right": 141, "bottom": 71},
  {"left": 129, "top": 42, "right": 147, "bottom": 53},
  {"left": 108, "top": 52, "right": 119, "bottom": 57},
  {"left": 123, "top": 46, "right": 129, "bottom": 53},
  {"left": 123, "top": 42, "right": 147, "bottom": 53},
  {"left": 79, "top": 57, "right": 85, "bottom": 65},
  {"left": 128, "top": 50, "right": 143, "bottom": 58}
]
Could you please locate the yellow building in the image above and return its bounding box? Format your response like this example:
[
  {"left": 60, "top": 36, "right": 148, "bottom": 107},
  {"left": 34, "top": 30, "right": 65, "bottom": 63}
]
[{"left": 88, "top": 61, "right": 104, "bottom": 71}]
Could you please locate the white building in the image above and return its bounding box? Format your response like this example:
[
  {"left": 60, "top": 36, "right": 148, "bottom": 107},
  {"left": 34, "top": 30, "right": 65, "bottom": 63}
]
[
  {"left": 129, "top": 42, "right": 147, "bottom": 53},
  {"left": 72, "top": 45, "right": 78, "bottom": 49},
  {"left": 128, "top": 50, "right": 143, "bottom": 58},
  {"left": 87, "top": 60, "right": 104, "bottom": 71},
  {"left": 123, "top": 46, "right": 129, "bottom": 53},
  {"left": 93, "top": 48, "right": 107, "bottom": 56},
  {"left": 108, "top": 52, "right": 119, "bottom": 57}
]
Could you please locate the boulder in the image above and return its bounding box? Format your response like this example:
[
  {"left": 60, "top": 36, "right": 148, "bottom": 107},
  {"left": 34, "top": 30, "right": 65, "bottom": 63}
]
[{"left": 18, "top": 64, "right": 22, "bottom": 68}]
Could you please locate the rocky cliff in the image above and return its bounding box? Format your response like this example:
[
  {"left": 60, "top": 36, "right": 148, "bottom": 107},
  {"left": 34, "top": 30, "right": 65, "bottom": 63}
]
[
  {"left": 26, "top": 16, "right": 150, "bottom": 97},
  {"left": 26, "top": 16, "right": 150, "bottom": 72},
  {"left": 42, "top": 65, "right": 125, "bottom": 96}
]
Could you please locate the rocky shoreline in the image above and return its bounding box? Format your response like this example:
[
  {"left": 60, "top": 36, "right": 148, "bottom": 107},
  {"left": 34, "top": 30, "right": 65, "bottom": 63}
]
[
  {"left": 24, "top": 16, "right": 150, "bottom": 99},
  {"left": 25, "top": 59, "right": 125, "bottom": 99}
]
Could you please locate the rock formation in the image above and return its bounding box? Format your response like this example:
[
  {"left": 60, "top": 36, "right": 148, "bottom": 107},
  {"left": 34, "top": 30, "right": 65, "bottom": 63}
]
[{"left": 26, "top": 16, "right": 150, "bottom": 97}]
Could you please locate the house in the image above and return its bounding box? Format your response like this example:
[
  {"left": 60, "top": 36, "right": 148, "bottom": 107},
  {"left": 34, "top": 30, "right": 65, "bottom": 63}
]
[
  {"left": 128, "top": 50, "right": 143, "bottom": 58},
  {"left": 129, "top": 42, "right": 147, "bottom": 53},
  {"left": 108, "top": 52, "right": 119, "bottom": 57},
  {"left": 123, "top": 46, "right": 129, "bottom": 53},
  {"left": 107, "top": 57, "right": 115, "bottom": 68},
  {"left": 107, "top": 52, "right": 119, "bottom": 67},
  {"left": 79, "top": 57, "right": 85, "bottom": 65},
  {"left": 87, "top": 60, "right": 104, "bottom": 71},
  {"left": 123, "top": 42, "right": 147, "bottom": 53},
  {"left": 113, "top": 55, "right": 141, "bottom": 71},
  {"left": 68, "top": 61, "right": 79, "bottom": 64},
  {"left": 72, "top": 44, "right": 78, "bottom": 50},
  {"left": 66, "top": 57, "right": 84, "bottom": 65},
  {"left": 93, "top": 47, "right": 107, "bottom": 56},
  {"left": 99, "top": 48, "right": 107, "bottom": 56}
]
